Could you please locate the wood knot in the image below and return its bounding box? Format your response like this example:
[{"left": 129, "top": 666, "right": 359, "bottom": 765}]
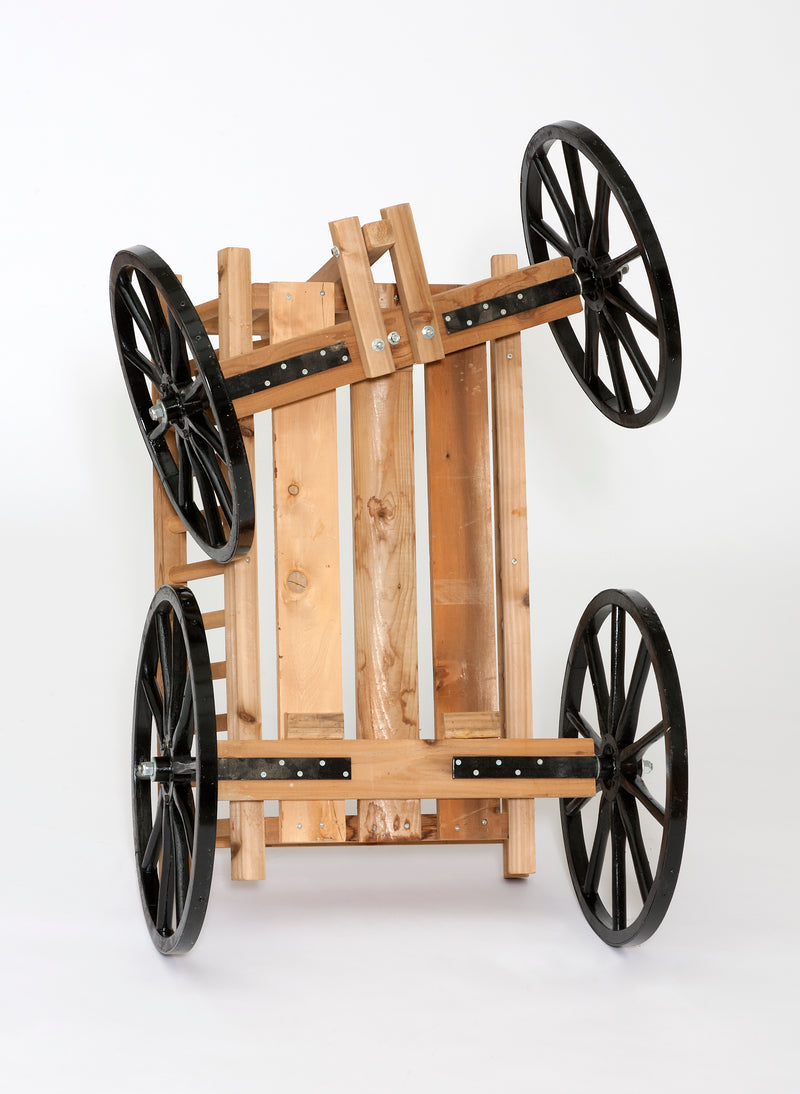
[{"left": 367, "top": 495, "right": 395, "bottom": 523}]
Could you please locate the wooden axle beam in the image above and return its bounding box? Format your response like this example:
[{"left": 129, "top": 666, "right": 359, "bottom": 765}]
[
  {"left": 216, "top": 737, "right": 596, "bottom": 802},
  {"left": 220, "top": 258, "right": 579, "bottom": 417}
]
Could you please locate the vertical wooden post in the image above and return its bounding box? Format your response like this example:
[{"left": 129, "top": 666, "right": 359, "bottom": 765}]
[
  {"left": 351, "top": 371, "right": 421, "bottom": 841},
  {"left": 425, "top": 345, "right": 501, "bottom": 838},
  {"left": 218, "top": 247, "right": 265, "bottom": 880},
  {"left": 271, "top": 283, "right": 346, "bottom": 843},
  {"left": 490, "top": 254, "right": 536, "bottom": 877}
]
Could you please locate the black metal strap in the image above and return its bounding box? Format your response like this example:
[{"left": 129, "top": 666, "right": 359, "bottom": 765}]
[
  {"left": 442, "top": 273, "right": 579, "bottom": 334},
  {"left": 225, "top": 341, "right": 351, "bottom": 401},
  {"left": 218, "top": 757, "right": 351, "bottom": 781},
  {"left": 452, "top": 755, "right": 598, "bottom": 780}
]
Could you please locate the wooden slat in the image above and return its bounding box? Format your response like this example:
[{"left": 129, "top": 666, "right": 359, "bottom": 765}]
[
  {"left": 202, "top": 610, "right": 226, "bottom": 629},
  {"left": 285, "top": 712, "right": 345, "bottom": 737},
  {"left": 351, "top": 370, "right": 421, "bottom": 840},
  {"left": 382, "top": 203, "right": 444, "bottom": 363},
  {"left": 441, "top": 712, "right": 502, "bottom": 738},
  {"left": 168, "top": 559, "right": 225, "bottom": 583},
  {"left": 491, "top": 254, "right": 536, "bottom": 878},
  {"left": 425, "top": 344, "right": 501, "bottom": 840},
  {"left": 272, "top": 283, "right": 346, "bottom": 844},
  {"left": 216, "top": 812, "right": 509, "bottom": 848},
  {"left": 210, "top": 661, "right": 226, "bottom": 680},
  {"left": 217, "top": 736, "right": 595, "bottom": 802},
  {"left": 218, "top": 246, "right": 265, "bottom": 881},
  {"left": 330, "top": 216, "right": 395, "bottom": 378}
]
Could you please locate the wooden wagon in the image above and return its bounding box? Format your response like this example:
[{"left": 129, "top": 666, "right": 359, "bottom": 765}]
[{"left": 111, "top": 121, "right": 688, "bottom": 953}]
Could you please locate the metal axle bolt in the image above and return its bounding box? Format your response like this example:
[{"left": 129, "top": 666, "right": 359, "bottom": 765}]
[
  {"left": 136, "top": 761, "right": 157, "bottom": 780},
  {"left": 149, "top": 401, "right": 167, "bottom": 423}
]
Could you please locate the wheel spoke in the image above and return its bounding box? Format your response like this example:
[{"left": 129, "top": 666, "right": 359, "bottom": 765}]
[
  {"left": 148, "top": 417, "right": 171, "bottom": 445},
  {"left": 136, "top": 272, "right": 171, "bottom": 367},
  {"left": 528, "top": 218, "right": 572, "bottom": 258},
  {"left": 117, "top": 277, "right": 163, "bottom": 366},
  {"left": 583, "top": 798, "right": 611, "bottom": 897},
  {"left": 176, "top": 435, "right": 192, "bottom": 511},
  {"left": 565, "top": 795, "right": 593, "bottom": 817},
  {"left": 171, "top": 677, "right": 194, "bottom": 755},
  {"left": 171, "top": 802, "right": 190, "bottom": 924},
  {"left": 610, "top": 802, "right": 627, "bottom": 930},
  {"left": 565, "top": 706, "right": 602, "bottom": 749},
  {"left": 121, "top": 344, "right": 162, "bottom": 389},
  {"left": 584, "top": 308, "right": 599, "bottom": 383},
  {"left": 588, "top": 174, "right": 610, "bottom": 257},
  {"left": 621, "top": 719, "right": 666, "bottom": 764},
  {"left": 616, "top": 640, "right": 651, "bottom": 747},
  {"left": 562, "top": 143, "right": 593, "bottom": 248},
  {"left": 140, "top": 665, "right": 165, "bottom": 750},
  {"left": 185, "top": 443, "right": 226, "bottom": 547},
  {"left": 604, "top": 303, "right": 657, "bottom": 399},
  {"left": 168, "top": 314, "right": 192, "bottom": 385},
  {"left": 583, "top": 629, "right": 609, "bottom": 736},
  {"left": 605, "top": 283, "right": 658, "bottom": 337},
  {"left": 168, "top": 624, "right": 187, "bottom": 745},
  {"left": 155, "top": 804, "right": 175, "bottom": 934},
  {"left": 141, "top": 795, "right": 164, "bottom": 872},
  {"left": 186, "top": 435, "right": 233, "bottom": 526},
  {"left": 173, "top": 783, "right": 196, "bottom": 851},
  {"left": 533, "top": 151, "right": 578, "bottom": 250},
  {"left": 186, "top": 411, "right": 226, "bottom": 460},
  {"left": 600, "top": 313, "right": 634, "bottom": 415},
  {"left": 620, "top": 774, "right": 665, "bottom": 826},
  {"left": 617, "top": 792, "right": 654, "bottom": 901},
  {"left": 606, "top": 245, "right": 641, "bottom": 274},
  {"left": 154, "top": 609, "right": 173, "bottom": 715},
  {"left": 608, "top": 606, "right": 626, "bottom": 735}
]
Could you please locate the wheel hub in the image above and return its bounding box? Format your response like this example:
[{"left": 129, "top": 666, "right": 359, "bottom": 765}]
[{"left": 597, "top": 734, "right": 621, "bottom": 795}]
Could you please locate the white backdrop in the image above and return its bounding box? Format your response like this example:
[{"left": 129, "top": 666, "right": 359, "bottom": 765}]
[{"left": 1, "top": 1, "right": 796, "bottom": 1090}]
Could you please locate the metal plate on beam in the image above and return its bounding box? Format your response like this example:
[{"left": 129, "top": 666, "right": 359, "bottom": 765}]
[
  {"left": 441, "top": 274, "right": 579, "bottom": 334},
  {"left": 452, "top": 755, "right": 598, "bottom": 780},
  {"left": 218, "top": 757, "right": 352, "bottom": 781},
  {"left": 225, "top": 341, "right": 352, "bottom": 401}
]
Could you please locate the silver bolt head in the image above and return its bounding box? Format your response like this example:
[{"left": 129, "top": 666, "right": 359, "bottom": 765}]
[
  {"left": 149, "top": 401, "right": 166, "bottom": 423},
  {"left": 331, "top": 245, "right": 340, "bottom": 258},
  {"left": 136, "top": 760, "right": 156, "bottom": 780},
  {"left": 421, "top": 325, "right": 436, "bottom": 340},
  {"left": 620, "top": 264, "right": 630, "bottom": 276},
  {"left": 642, "top": 759, "right": 654, "bottom": 775},
  {"left": 372, "top": 338, "right": 385, "bottom": 352},
  {"left": 387, "top": 331, "right": 401, "bottom": 346}
]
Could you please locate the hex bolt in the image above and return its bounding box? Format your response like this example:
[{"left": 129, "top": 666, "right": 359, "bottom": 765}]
[
  {"left": 136, "top": 761, "right": 156, "bottom": 780},
  {"left": 372, "top": 338, "right": 385, "bottom": 352},
  {"left": 421, "top": 325, "right": 436, "bottom": 339},
  {"left": 388, "top": 331, "right": 401, "bottom": 346},
  {"left": 149, "top": 401, "right": 167, "bottom": 423},
  {"left": 642, "top": 759, "right": 654, "bottom": 775},
  {"left": 331, "top": 245, "right": 340, "bottom": 258}
]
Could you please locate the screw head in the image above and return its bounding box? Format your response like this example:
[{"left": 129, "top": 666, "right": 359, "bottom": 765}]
[
  {"left": 421, "top": 325, "right": 436, "bottom": 340},
  {"left": 387, "top": 331, "right": 401, "bottom": 346},
  {"left": 135, "top": 761, "right": 156, "bottom": 780},
  {"left": 331, "top": 245, "right": 340, "bottom": 258},
  {"left": 372, "top": 338, "right": 385, "bottom": 352},
  {"left": 642, "top": 759, "right": 654, "bottom": 775},
  {"left": 148, "top": 401, "right": 167, "bottom": 423}
]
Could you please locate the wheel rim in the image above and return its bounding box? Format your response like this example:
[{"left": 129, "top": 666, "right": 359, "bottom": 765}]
[
  {"left": 559, "top": 589, "right": 687, "bottom": 945},
  {"left": 111, "top": 245, "right": 254, "bottom": 563},
  {"left": 132, "top": 586, "right": 217, "bottom": 954},
  {"left": 521, "top": 121, "right": 681, "bottom": 427}
]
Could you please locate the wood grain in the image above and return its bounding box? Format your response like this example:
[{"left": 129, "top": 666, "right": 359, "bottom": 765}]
[
  {"left": 271, "top": 282, "right": 346, "bottom": 843},
  {"left": 351, "top": 370, "right": 421, "bottom": 840}
]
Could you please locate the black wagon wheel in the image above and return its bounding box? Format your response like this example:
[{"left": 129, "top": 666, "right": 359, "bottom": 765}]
[
  {"left": 132, "top": 585, "right": 217, "bottom": 954},
  {"left": 111, "top": 245, "right": 254, "bottom": 563},
  {"left": 559, "top": 589, "right": 687, "bottom": 946},
  {"left": 521, "top": 121, "right": 681, "bottom": 427}
]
